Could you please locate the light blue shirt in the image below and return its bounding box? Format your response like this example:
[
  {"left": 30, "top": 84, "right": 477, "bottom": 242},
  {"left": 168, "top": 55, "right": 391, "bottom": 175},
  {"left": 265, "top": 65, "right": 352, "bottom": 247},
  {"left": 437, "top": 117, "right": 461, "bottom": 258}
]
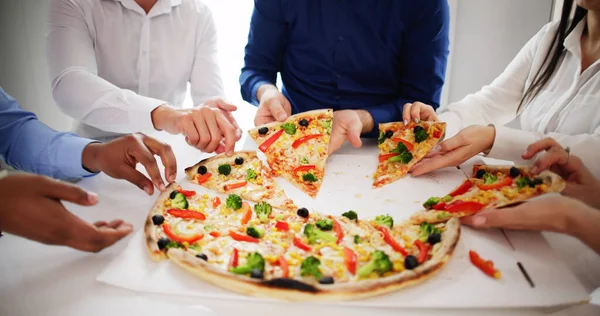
[{"left": 0, "top": 87, "right": 96, "bottom": 179}]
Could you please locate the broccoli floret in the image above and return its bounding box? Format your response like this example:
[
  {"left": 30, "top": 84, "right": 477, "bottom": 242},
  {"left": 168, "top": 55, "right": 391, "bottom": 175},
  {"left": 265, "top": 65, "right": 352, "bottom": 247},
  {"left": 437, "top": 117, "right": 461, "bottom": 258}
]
[
  {"left": 357, "top": 251, "right": 393, "bottom": 278},
  {"left": 414, "top": 129, "right": 429, "bottom": 143},
  {"left": 374, "top": 215, "right": 394, "bottom": 228},
  {"left": 218, "top": 164, "right": 232, "bottom": 176},
  {"left": 246, "top": 226, "right": 265, "bottom": 238},
  {"left": 165, "top": 240, "right": 184, "bottom": 250},
  {"left": 342, "top": 210, "right": 358, "bottom": 222},
  {"left": 354, "top": 235, "right": 360, "bottom": 244},
  {"left": 315, "top": 218, "right": 333, "bottom": 231},
  {"left": 483, "top": 173, "right": 497, "bottom": 184},
  {"left": 226, "top": 194, "right": 243, "bottom": 210},
  {"left": 378, "top": 132, "right": 386, "bottom": 145},
  {"left": 443, "top": 195, "right": 452, "bottom": 202},
  {"left": 320, "top": 118, "right": 332, "bottom": 134},
  {"left": 230, "top": 252, "right": 265, "bottom": 275},
  {"left": 302, "top": 172, "right": 318, "bottom": 182},
  {"left": 300, "top": 256, "right": 322, "bottom": 279},
  {"left": 423, "top": 196, "right": 441, "bottom": 209},
  {"left": 418, "top": 222, "right": 441, "bottom": 242},
  {"left": 392, "top": 142, "right": 409, "bottom": 154},
  {"left": 436, "top": 211, "right": 450, "bottom": 219},
  {"left": 300, "top": 157, "right": 309, "bottom": 164},
  {"left": 388, "top": 151, "right": 413, "bottom": 163},
  {"left": 303, "top": 224, "right": 337, "bottom": 244},
  {"left": 281, "top": 122, "right": 297, "bottom": 135},
  {"left": 254, "top": 201, "right": 273, "bottom": 223},
  {"left": 245, "top": 168, "right": 257, "bottom": 181}
]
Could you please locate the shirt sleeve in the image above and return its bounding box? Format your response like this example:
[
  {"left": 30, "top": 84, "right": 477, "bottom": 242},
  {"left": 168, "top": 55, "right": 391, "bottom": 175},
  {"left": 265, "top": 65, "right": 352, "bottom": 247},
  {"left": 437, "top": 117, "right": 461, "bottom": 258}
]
[
  {"left": 363, "top": 0, "right": 450, "bottom": 138},
  {"left": 0, "top": 88, "right": 97, "bottom": 180},
  {"left": 190, "top": 4, "right": 226, "bottom": 106},
  {"left": 239, "top": 0, "right": 287, "bottom": 106},
  {"left": 46, "top": 0, "right": 165, "bottom": 134}
]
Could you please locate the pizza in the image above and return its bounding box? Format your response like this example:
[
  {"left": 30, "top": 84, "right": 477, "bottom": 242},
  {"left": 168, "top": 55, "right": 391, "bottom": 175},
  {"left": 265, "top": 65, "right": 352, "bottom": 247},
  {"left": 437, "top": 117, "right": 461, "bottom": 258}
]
[
  {"left": 184, "top": 151, "right": 296, "bottom": 212},
  {"left": 248, "top": 109, "right": 333, "bottom": 198},
  {"left": 373, "top": 121, "right": 446, "bottom": 188},
  {"left": 410, "top": 165, "right": 566, "bottom": 224},
  {"left": 145, "top": 183, "right": 460, "bottom": 301}
]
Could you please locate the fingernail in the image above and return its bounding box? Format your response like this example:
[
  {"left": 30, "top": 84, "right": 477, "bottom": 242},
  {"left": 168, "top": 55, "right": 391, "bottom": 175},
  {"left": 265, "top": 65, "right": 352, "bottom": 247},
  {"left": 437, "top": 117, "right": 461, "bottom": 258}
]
[
  {"left": 414, "top": 118, "right": 420, "bottom": 123},
  {"left": 159, "top": 183, "right": 166, "bottom": 191},
  {"left": 144, "top": 186, "right": 152, "bottom": 195},
  {"left": 403, "top": 120, "right": 408, "bottom": 125},
  {"left": 277, "top": 113, "right": 286, "bottom": 121},
  {"left": 472, "top": 216, "right": 486, "bottom": 226},
  {"left": 87, "top": 192, "right": 98, "bottom": 203},
  {"left": 170, "top": 173, "right": 176, "bottom": 182}
]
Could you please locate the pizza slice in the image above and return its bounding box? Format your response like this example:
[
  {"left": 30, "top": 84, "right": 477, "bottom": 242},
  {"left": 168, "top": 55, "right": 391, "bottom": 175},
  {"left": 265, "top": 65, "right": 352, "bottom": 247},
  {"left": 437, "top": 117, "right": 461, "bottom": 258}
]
[
  {"left": 373, "top": 121, "right": 446, "bottom": 188},
  {"left": 248, "top": 109, "right": 333, "bottom": 198},
  {"left": 410, "top": 165, "right": 566, "bottom": 224},
  {"left": 185, "top": 151, "right": 297, "bottom": 211}
]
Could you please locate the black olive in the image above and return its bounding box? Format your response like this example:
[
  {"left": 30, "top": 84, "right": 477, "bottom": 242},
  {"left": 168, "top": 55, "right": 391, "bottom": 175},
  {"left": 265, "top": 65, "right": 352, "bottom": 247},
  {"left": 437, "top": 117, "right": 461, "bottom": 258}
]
[
  {"left": 414, "top": 125, "right": 425, "bottom": 133},
  {"left": 297, "top": 207, "right": 309, "bottom": 218},
  {"left": 509, "top": 167, "right": 521, "bottom": 178},
  {"left": 475, "top": 169, "right": 486, "bottom": 179},
  {"left": 198, "top": 165, "right": 208, "bottom": 175},
  {"left": 299, "top": 119, "right": 309, "bottom": 127},
  {"left": 152, "top": 215, "right": 165, "bottom": 226},
  {"left": 250, "top": 269, "right": 264, "bottom": 279},
  {"left": 428, "top": 233, "right": 441, "bottom": 245},
  {"left": 384, "top": 130, "right": 394, "bottom": 138},
  {"left": 157, "top": 237, "right": 170, "bottom": 250},
  {"left": 319, "top": 276, "right": 335, "bottom": 284},
  {"left": 530, "top": 178, "right": 543, "bottom": 187},
  {"left": 258, "top": 127, "right": 269, "bottom": 135},
  {"left": 235, "top": 157, "right": 244, "bottom": 165},
  {"left": 169, "top": 191, "right": 178, "bottom": 199},
  {"left": 404, "top": 255, "right": 419, "bottom": 270},
  {"left": 196, "top": 253, "right": 208, "bottom": 261}
]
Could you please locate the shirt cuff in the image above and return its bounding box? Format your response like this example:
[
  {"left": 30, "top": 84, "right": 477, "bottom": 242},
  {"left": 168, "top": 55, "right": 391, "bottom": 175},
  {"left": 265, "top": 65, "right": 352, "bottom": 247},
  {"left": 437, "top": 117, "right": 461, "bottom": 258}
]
[
  {"left": 363, "top": 104, "right": 400, "bottom": 138},
  {"left": 54, "top": 135, "right": 98, "bottom": 179},
  {"left": 487, "top": 125, "right": 538, "bottom": 164},
  {"left": 123, "top": 90, "right": 167, "bottom": 132},
  {"left": 250, "top": 80, "right": 273, "bottom": 106},
  {"left": 437, "top": 111, "right": 462, "bottom": 139}
]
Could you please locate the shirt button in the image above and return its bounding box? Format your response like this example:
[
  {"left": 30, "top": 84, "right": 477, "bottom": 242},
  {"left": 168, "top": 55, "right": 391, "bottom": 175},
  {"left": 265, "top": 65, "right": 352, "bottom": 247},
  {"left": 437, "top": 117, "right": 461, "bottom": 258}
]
[{"left": 338, "top": 36, "right": 344, "bottom": 42}]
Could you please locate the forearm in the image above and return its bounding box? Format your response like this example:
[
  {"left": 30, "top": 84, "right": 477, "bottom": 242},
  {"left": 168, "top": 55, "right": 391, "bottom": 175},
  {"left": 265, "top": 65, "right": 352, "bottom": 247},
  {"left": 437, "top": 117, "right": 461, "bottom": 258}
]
[{"left": 569, "top": 205, "right": 600, "bottom": 255}]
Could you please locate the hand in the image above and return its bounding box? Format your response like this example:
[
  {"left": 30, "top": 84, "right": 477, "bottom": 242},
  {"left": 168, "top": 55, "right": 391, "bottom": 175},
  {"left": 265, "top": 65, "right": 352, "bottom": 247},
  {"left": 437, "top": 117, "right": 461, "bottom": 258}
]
[
  {"left": 203, "top": 97, "right": 243, "bottom": 147},
  {"left": 0, "top": 174, "right": 133, "bottom": 252},
  {"left": 254, "top": 84, "right": 292, "bottom": 126},
  {"left": 82, "top": 133, "right": 176, "bottom": 195},
  {"left": 151, "top": 98, "right": 238, "bottom": 154},
  {"left": 411, "top": 125, "right": 496, "bottom": 176},
  {"left": 402, "top": 102, "right": 439, "bottom": 124},
  {"left": 521, "top": 137, "right": 600, "bottom": 208},
  {"left": 328, "top": 110, "right": 373, "bottom": 155}
]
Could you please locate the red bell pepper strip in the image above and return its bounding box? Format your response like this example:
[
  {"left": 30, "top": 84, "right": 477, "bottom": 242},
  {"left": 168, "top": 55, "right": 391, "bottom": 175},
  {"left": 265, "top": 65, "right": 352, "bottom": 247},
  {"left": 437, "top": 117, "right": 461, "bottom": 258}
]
[
  {"left": 433, "top": 128, "right": 442, "bottom": 138},
  {"left": 209, "top": 231, "right": 221, "bottom": 238},
  {"left": 378, "top": 153, "right": 399, "bottom": 162},
  {"left": 445, "top": 201, "right": 485, "bottom": 214},
  {"left": 224, "top": 181, "right": 248, "bottom": 191},
  {"left": 469, "top": 250, "right": 501, "bottom": 279},
  {"left": 332, "top": 217, "right": 344, "bottom": 244},
  {"left": 275, "top": 221, "right": 290, "bottom": 231},
  {"left": 293, "top": 236, "right": 312, "bottom": 252},
  {"left": 230, "top": 230, "right": 259, "bottom": 243},
  {"left": 378, "top": 227, "right": 408, "bottom": 256},
  {"left": 391, "top": 138, "right": 414, "bottom": 151},
  {"left": 293, "top": 165, "right": 316, "bottom": 173},
  {"left": 278, "top": 255, "right": 289, "bottom": 278},
  {"left": 432, "top": 202, "right": 446, "bottom": 210},
  {"left": 196, "top": 173, "right": 212, "bottom": 184},
  {"left": 211, "top": 196, "right": 221, "bottom": 208},
  {"left": 449, "top": 179, "right": 473, "bottom": 197},
  {"left": 178, "top": 190, "right": 196, "bottom": 197},
  {"left": 229, "top": 248, "right": 239, "bottom": 268},
  {"left": 292, "top": 134, "right": 323, "bottom": 149},
  {"left": 259, "top": 129, "right": 284, "bottom": 152},
  {"left": 414, "top": 240, "right": 431, "bottom": 264},
  {"left": 477, "top": 177, "right": 513, "bottom": 190},
  {"left": 240, "top": 202, "right": 252, "bottom": 225},
  {"left": 162, "top": 223, "right": 204, "bottom": 244},
  {"left": 166, "top": 209, "right": 206, "bottom": 220},
  {"left": 343, "top": 247, "right": 357, "bottom": 275}
]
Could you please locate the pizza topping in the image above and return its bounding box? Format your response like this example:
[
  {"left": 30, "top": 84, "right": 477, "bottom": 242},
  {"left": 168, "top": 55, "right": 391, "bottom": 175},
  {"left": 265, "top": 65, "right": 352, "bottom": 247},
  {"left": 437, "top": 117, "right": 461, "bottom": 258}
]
[
  {"left": 211, "top": 196, "right": 221, "bottom": 208},
  {"left": 302, "top": 172, "right": 318, "bottom": 182},
  {"left": 304, "top": 224, "right": 337, "bottom": 244},
  {"left": 259, "top": 128, "right": 284, "bottom": 152},
  {"left": 388, "top": 151, "right": 413, "bottom": 164},
  {"left": 234, "top": 157, "right": 244, "bottom": 165},
  {"left": 320, "top": 118, "right": 333, "bottom": 134},
  {"left": 292, "top": 134, "right": 324, "bottom": 149},
  {"left": 293, "top": 165, "right": 316, "bottom": 173},
  {"left": 167, "top": 209, "right": 206, "bottom": 221},
  {"left": 449, "top": 179, "right": 473, "bottom": 197},
  {"left": 300, "top": 157, "right": 309, "bottom": 164},
  {"left": 250, "top": 269, "right": 265, "bottom": 279},
  {"left": 230, "top": 252, "right": 265, "bottom": 275},
  {"left": 378, "top": 227, "right": 408, "bottom": 256},
  {"left": 374, "top": 215, "right": 394, "bottom": 228},
  {"left": 281, "top": 122, "right": 297, "bottom": 135},
  {"left": 210, "top": 231, "right": 221, "bottom": 238},
  {"left": 229, "top": 248, "right": 239, "bottom": 268},
  {"left": 478, "top": 177, "right": 513, "bottom": 190},
  {"left": 414, "top": 130, "right": 428, "bottom": 143},
  {"left": 300, "top": 256, "right": 322, "bottom": 279},
  {"left": 332, "top": 218, "right": 344, "bottom": 244},
  {"left": 516, "top": 176, "right": 543, "bottom": 188},
  {"left": 298, "top": 118, "right": 309, "bottom": 127},
  {"left": 224, "top": 181, "right": 248, "bottom": 191},
  {"left": 423, "top": 196, "right": 441, "bottom": 209},
  {"left": 378, "top": 132, "right": 387, "bottom": 144},
  {"left": 170, "top": 192, "right": 189, "bottom": 210},
  {"left": 432, "top": 201, "right": 447, "bottom": 210},
  {"left": 151, "top": 214, "right": 165, "bottom": 225},
  {"left": 218, "top": 164, "right": 232, "bottom": 176},
  {"left": 157, "top": 237, "right": 170, "bottom": 250},
  {"left": 509, "top": 166, "right": 521, "bottom": 178},
  {"left": 445, "top": 200, "right": 485, "bottom": 214},
  {"left": 404, "top": 255, "right": 419, "bottom": 270},
  {"left": 293, "top": 236, "right": 312, "bottom": 252},
  {"left": 197, "top": 165, "right": 208, "bottom": 175},
  {"left": 357, "top": 250, "right": 392, "bottom": 278},
  {"left": 196, "top": 173, "right": 212, "bottom": 184},
  {"left": 482, "top": 172, "right": 497, "bottom": 184},
  {"left": 196, "top": 253, "right": 208, "bottom": 261},
  {"left": 414, "top": 240, "right": 431, "bottom": 264},
  {"left": 297, "top": 207, "right": 309, "bottom": 218},
  {"left": 340, "top": 210, "right": 358, "bottom": 222},
  {"left": 162, "top": 223, "right": 204, "bottom": 244},
  {"left": 245, "top": 169, "right": 257, "bottom": 180},
  {"left": 169, "top": 191, "right": 179, "bottom": 199},
  {"left": 378, "top": 152, "right": 399, "bottom": 162},
  {"left": 278, "top": 255, "right": 289, "bottom": 278},
  {"left": 225, "top": 194, "right": 243, "bottom": 210},
  {"left": 258, "top": 126, "right": 269, "bottom": 135},
  {"left": 392, "top": 138, "right": 414, "bottom": 152},
  {"left": 413, "top": 125, "right": 425, "bottom": 133},
  {"left": 246, "top": 226, "right": 265, "bottom": 239},
  {"left": 343, "top": 247, "right": 357, "bottom": 275},
  {"left": 319, "top": 276, "right": 335, "bottom": 284},
  {"left": 178, "top": 190, "right": 196, "bottom": 197},
  {"left": 469, "top": 250, "right": 501, "bottom": 279},
  {"left": 254, "top": 201, "right": 273, "bottom": 223},
  {"left": 385, "top": 130, "right": 394, "bottom": 138},
  {"left": 418, "top": 222, "right": 441, "bottom": 242},
  {"left": 354, "top": 235, "right": 361, "bottom": 244},
  {"left": 241, "top": 202, "right": 253, "bottom": 224},
  {"left": 475, "top": 169, "right": 486, "bottom": 179},
  {"left": 230, "top": 231, "right": 260, "bottom": 243},
  {"left": 275, "top": 221, "right": 290, "bottom": 231},
  {"left": 428, "top": 233, "right": 441, "bottom": 245},
  {"left": 315, "top": 218, "right": 333, "bottom": 231}
]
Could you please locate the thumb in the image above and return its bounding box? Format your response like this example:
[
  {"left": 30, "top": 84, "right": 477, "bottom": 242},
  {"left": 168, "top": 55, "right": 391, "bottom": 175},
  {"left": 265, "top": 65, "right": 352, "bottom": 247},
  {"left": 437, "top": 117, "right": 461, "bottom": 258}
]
[
  {"left": 347, "top": 124, "right": 363, "bottom": 148},
  {"left": 215, "top": 99, "right": 237, "bottom": 112},
  {"left": 269, "top": 101, "right": 288, "bottom": 122},
  {"left": 41, "top": 177, "right": 98, "bottom": 206},
  {"left": 328, "top": 130, "right": 346, "bottom": 155},
  {"left": 461, "top": 207, "right": 526, "bottom": 230}
]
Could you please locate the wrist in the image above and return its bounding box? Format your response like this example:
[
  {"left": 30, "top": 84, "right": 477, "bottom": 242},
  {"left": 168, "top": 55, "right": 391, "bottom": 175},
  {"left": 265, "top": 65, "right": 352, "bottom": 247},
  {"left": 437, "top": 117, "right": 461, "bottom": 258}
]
[
  {"left": 257, "top": 84, "right": 278, "bottom": 104},
  {"left": 356, "top": 110, "right": 374, "bottom": 134},
  {"left": 482, "top": 125, "right": 496, "bottom": 155},
  {"left": 81, "top": 142, "right": 103, "bottom": 173},
  {"left": 151, "top": 104, "right": 177, "bottom": 132}
]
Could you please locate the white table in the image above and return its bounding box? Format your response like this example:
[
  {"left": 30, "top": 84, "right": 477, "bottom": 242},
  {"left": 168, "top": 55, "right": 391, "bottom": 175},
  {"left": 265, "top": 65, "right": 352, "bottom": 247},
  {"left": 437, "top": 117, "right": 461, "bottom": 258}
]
[{"left": 1, "top": 103, "right": 599, "bottom": 316}]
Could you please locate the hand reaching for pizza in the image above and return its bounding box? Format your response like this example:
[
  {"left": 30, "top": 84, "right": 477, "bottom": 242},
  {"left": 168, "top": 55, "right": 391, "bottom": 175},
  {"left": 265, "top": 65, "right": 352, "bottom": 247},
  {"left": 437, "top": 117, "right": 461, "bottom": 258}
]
[
  {"left": 0, "top": 173, "right": 133, "bottom": 252},
  {"left": 411, "top": 125, "right": 496, "bottom": 176},
  {"left": 254, "top": 84, "right": 292, "bottom": 126},
  {"left": 82, "top": 133, "right": 177, "bottom": 195},
  {"left": 402, "top": 102, "right": 439, "bottom": 124},
  {"left": 328, "top": 110, "right": 372, "bottom": 155}
]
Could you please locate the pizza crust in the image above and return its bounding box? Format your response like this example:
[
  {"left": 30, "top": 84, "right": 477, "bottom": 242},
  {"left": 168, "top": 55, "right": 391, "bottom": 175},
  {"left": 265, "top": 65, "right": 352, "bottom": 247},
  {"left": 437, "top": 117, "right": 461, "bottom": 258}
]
[{"left": 144, "top": 182, "right": 182, "bottom": 261}]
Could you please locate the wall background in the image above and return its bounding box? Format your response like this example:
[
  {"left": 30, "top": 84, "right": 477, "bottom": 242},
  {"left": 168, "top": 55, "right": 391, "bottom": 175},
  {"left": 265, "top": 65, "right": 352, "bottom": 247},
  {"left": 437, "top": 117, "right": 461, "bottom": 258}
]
[{"left": 0, "top": 0, "right": 553, "bottom": 131}]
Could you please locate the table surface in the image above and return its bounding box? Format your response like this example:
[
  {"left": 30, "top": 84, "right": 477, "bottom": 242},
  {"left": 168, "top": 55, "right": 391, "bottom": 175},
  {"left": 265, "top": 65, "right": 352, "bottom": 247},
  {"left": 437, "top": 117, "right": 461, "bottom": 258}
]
[{"left": 1, "top": 103, "right": 599, "bottom": 316}]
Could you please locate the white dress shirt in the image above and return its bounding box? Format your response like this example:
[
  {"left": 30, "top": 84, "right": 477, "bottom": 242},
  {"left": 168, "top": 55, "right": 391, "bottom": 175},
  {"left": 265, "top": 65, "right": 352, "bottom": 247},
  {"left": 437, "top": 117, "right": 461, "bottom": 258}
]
[
  {"left": 47, "top": 0, "right": 224, "bottom": 139},
  {"left": 439, "top": 20, "right": 600, "bottom": 177}
]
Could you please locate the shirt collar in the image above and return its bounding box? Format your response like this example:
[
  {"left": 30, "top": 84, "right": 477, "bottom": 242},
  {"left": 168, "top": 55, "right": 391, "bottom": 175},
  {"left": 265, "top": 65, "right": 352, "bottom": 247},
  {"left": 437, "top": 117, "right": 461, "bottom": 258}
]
[
  {"left": 563, "top": 18, "right": 586, "bottom": 57},
  {"left": 107, "top": 0, "right": 182, "bottom": 17}
]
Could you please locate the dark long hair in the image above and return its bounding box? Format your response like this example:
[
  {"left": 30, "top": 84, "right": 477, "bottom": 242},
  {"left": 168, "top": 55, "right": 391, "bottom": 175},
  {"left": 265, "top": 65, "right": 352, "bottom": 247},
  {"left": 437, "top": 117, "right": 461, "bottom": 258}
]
[{"left": 518, "top": 0, "right": 587, "bottom": 112}]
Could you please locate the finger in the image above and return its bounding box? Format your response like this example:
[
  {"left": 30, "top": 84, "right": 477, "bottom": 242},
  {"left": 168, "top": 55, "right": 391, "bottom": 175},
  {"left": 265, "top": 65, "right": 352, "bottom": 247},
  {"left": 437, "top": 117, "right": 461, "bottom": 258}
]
[
  {"left": 347, "top": 124, "right": 363, "bottom": 149},
  {"left": 530, "top": 149, "right": 569, "bottom": 175},
  {"left": 117, "top": 166, "right": 154, "bottom": 195},
  {"left": 130, "top": 141, "right": 165, "bottom": 191},
  {"left": 269, "top": 101, "right": 288, "bottom": 122},
  {"left": 402, "top": 103, "right": 412, "bottom": 125},
  {"left": 105, "top": 219, "right": 125, "bottom": 229},
  {"left": 254, "top": 114, "right": 276, "bottom": 127},
  {"left": 41, "top": 177, "right": 98, "bottom": 206},
  {"left": 521, "top": 137, "right": 561, "bottom": 160},
  {"left": 192, "top": 112, "right": 211, "bottom": 151},
  {"left": 204, "top": 112, "right": 223, "bottom": 153},
  {"left": 411, "top": 102, "right": 422, "bottom": 123},
  {"left": 93, "top": 220, "right": 108, "bottom": 227},
  {"left": 142, "top": 135, "right": 177, "bottom": 183},
  {"left": 327, "top": 131, "right": 346, "bottom": 155},
  {"left": 216, "top": 113, "right": 236, "bottom": 155},
  {"left": 410, "top": 146, "right": 469, "bottom": 176},
  {"left": 214, "top": 99, "right": 238, "bottom": 112},
  {"left": 461, "top": 206, "right": 543, "bottom": 231},
  {"left": 220, "top": 109, "right": 242, "bottom": 140},
  {"left": 181, "top": 117, "right": 200, "bottom": 147},
  {"left": 84, "top": 221, "right": 133, "bottom": 252}
]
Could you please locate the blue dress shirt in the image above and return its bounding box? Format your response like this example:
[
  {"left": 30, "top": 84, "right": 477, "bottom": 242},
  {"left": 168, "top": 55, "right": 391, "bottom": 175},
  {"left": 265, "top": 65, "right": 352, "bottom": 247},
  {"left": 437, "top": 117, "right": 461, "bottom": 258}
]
[
  {"left": 0, "top": 87, "right": 96, "bottom": 179},
  {"left": 240, "top": 0, "right": 450, "bottom": 137}
]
